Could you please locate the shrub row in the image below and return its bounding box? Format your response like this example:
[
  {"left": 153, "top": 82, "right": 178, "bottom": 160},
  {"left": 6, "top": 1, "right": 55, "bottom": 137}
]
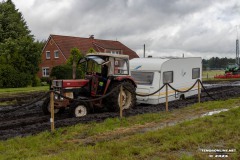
[{"left": 0, "top": 64, "right": 32, "bottom": 88}]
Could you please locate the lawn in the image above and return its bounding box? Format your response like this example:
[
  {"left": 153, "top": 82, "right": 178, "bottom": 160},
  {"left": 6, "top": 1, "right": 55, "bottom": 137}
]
[
  {"left": 202, "top": 70, "right": 224, "bottom": 79},
  {"left": 0, "top": 97, "right": 240, "bottom": 159},
  {"left": 0, "top": 86, "right": 49, "bottom": 94}
]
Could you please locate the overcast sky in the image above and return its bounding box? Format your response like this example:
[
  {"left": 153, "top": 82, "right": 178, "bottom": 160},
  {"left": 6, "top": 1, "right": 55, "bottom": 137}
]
[{"left": 12, "top": 0, "right": 240, "bottom": 58}]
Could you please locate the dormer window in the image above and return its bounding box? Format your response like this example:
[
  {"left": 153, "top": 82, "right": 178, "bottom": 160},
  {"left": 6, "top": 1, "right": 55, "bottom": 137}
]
[
  {"left": 110, "top": 50, "right": 121, "bottom": 54},
  {"left": 54, "top": 50, "right": 59, "bottom": 58},
  {"left": 46, "top": 51, "right": 50, "bottom": 59}
]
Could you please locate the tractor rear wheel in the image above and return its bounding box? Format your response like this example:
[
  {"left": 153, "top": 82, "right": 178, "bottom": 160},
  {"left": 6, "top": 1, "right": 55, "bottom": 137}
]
[
  {"left": 42, "top": 97, "right": 65, "bottom": 115},
  {"left": 104, "top": 81, "right": 136, "bottom": 112},
  {"left": 69, "top": 102, "right": 88, "bottom": 117}
]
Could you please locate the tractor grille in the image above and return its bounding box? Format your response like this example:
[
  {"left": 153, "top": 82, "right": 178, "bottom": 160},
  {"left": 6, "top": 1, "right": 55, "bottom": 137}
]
[{"left": 52, "top": 80, "right": 63, "bottom": 100}]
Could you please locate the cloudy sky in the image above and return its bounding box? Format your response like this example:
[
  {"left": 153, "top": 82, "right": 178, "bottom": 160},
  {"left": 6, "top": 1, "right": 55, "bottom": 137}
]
[{"left": 12, "top": 0, "right": 240, "bottom": 58}]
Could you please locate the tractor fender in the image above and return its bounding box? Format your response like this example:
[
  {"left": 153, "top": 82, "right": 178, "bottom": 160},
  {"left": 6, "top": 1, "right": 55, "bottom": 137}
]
[{"left": 114, "top": 76, "right": 137, "bottom": 88}]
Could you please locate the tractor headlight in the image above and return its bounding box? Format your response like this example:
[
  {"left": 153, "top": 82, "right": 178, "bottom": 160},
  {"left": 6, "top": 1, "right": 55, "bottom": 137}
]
[
  {"left": 54, "top": 94, "right": 58, "bottom": 100},
  {"left": 65, "top": 92, "right": 73, "bottom": 99}
]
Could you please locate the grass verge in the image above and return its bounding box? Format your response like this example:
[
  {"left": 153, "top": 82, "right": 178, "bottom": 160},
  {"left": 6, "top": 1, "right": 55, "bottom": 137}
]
[
  {"left": 0, "top": 98, "right": 240, "bottom": 159},
  {"left": 202, "top": 70, "right": 224, "bottom": 79},
  {"left": 0, "top": 86, "right": 49, "bottom": 94}
]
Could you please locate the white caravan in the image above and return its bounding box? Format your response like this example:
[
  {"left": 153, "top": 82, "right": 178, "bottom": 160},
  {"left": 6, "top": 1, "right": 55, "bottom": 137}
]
[{"left": 130, "top": 57, "right": 202, "bottom": 104}]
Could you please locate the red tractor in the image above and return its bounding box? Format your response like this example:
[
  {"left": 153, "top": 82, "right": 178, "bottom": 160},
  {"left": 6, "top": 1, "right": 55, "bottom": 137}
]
[{"left": 42, "top": 53, "right": 137, "bottom": 117}]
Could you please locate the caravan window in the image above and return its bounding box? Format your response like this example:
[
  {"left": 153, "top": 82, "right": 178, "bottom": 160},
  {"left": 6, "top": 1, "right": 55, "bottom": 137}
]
[
  {"left": 192, "top": 68, "right": 200, "bottom": 79},
  {"left": 131, "top": 71, "right": 154, "bottom": 85},
  {"left": 163, "top": 71, "right": 173, "bottom": 84}
]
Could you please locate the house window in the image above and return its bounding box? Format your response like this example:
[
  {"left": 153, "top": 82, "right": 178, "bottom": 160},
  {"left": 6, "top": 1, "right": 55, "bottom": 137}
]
[
  {"left": 192, "top": 68, "right": 200, "bottom": 79},
  {"left": 42, "top": 67, "right": 50, "bottom": 77},
  {"left": 46, "top": 51, "right": 50, "bottom": 59},
  {"left": 54, "top": 50, "right": 59, "bottom": 58},
  {"left": 111, "top": 50, "right": 120, "bottom": 54},
  {"left": 163, "top": 71, "right": 173, "bottom": 84}
]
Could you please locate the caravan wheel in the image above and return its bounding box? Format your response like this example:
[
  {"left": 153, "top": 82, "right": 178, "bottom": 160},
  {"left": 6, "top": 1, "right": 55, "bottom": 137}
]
[{"left": 179, "top": 94, "right": 185, "bottom": 100}]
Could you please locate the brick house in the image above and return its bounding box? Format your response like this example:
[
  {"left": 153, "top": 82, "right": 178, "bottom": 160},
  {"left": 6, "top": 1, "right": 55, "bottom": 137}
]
[{"left": 38, "top": 34, "right": 139, "bottom": 78}]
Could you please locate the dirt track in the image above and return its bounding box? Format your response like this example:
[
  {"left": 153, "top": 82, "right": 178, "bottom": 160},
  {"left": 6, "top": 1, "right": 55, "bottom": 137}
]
[{"left": 0, "top": 82, "right": 240, "bottom": 140}]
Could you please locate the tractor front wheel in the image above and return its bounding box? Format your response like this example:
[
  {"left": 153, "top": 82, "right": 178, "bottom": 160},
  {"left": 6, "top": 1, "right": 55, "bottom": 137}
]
[
  {"left": 42, "top": 97, "right": 65, "bottom": 115},
  {"left": 69, "top": 102, "right": 88, "bottom": 117}
]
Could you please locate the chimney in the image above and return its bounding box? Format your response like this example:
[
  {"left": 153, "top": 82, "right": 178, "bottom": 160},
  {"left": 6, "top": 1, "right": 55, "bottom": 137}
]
[{"left": 89, "top": 35, "right": 94, "bottom": 39}]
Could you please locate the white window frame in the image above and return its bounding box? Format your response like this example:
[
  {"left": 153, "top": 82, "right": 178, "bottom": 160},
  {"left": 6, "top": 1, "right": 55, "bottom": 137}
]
[
  {"left": 192, "top": 68, "right": 200, "bottom": 79},
  {"left": 131, "top": 71, "right": 154, "bottom": 85},
  {"left": 46, "top": 51, "right": 50, "bottom": 59},
  {"left": 163, "top": 71, "right": 173, "bottom": 84},
  {"left": 54, "top": 50, "right": 59, "bottom": 58},
  {"left": 42, "top": 67, "right": 50, "bottom": 77},
  {"left": 111, "top": 50, "right": 120, "bottom": 54}
]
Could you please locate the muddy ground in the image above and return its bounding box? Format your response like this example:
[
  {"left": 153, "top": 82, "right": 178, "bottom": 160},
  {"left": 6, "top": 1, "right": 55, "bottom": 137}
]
[{"left": 0, "top": 82, "right": 240, "bottom": 140}]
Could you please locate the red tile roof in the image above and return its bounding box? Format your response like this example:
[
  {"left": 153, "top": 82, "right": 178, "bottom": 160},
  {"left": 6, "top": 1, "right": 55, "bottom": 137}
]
[{"left": 50, "top": 34, "right": 139, "bottom": 59}]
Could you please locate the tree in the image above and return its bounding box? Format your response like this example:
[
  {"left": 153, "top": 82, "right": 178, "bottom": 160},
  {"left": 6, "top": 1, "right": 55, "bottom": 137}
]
[
  {"left": 88, "top": 47, "right": 96, "bottom": 53},
  {"left": 0, "top": 0, "right": 43, "bottom": 88},
  {"left": 202, "top": 57, "right": 236, "bottom": 70},
  {"left": 0, "top": 0, "right": 31, "bottom": 42},
  {"left": 69, "top": 48, "right": 83, "bottom": 79},
  {"left": 71, "top": 48, "right": 78, "bottom": 79},
  {"left": 66, "top": 48, "right": 83, "bottom": 65}
]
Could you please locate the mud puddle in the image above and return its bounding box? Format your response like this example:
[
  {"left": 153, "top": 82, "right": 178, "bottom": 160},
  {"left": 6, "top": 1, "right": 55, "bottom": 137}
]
[
  {"left": 142, "top": 107, "right": 239, "bottom": 133},
  {"left": 204, "top": 81, "right": 240, "bottom": 88},
  {"left": 68, "top": 107, "right": 239, "bottom": 145}
]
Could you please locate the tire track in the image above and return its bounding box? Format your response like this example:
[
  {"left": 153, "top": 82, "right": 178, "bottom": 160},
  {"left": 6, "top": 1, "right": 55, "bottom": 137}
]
[{"left": 0, "top": 85, "right": 240, "bottom": 140}]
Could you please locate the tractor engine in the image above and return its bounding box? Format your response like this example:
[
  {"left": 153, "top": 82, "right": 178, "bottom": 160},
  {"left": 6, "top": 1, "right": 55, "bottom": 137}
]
[{"left": 52, "top": 79, "right": 89, "bottom": 108}]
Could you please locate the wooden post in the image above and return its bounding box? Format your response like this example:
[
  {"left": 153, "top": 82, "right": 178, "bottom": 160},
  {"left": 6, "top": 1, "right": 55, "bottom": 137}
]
[
  {"left": 120, "top": 85, "right": 123, "bottom": 118},
  {"left": 50, "top": 91, "right": 55, "bottom": 132},
  {"left": 165, "top": 84, "right": 168, "bottom": 112},
  {"left": 198, "top": 80, "right": 201, "bottom": 103}
]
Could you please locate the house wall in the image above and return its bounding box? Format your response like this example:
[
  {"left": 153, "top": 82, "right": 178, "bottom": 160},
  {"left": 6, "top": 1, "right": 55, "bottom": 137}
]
[{"left": 37, "top": 37, "right": 67, "bottom": 78}]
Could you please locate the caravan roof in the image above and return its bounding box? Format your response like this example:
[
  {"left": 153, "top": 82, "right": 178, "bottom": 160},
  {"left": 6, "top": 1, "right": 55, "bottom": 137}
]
[{"left": 130, "top": 58, "right": 170, "bottom": 71}]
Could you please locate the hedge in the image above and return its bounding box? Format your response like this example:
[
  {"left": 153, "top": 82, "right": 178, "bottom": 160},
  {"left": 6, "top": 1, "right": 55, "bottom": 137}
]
[{"left": 0, "top": 64, "right": 31, "bottom": 88}]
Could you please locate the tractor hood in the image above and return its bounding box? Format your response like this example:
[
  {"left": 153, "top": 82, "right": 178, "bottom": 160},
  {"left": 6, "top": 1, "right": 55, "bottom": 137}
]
[
  {"left": 53, "top": 79, "right": 89, "bottom": 88},
  {"left": 62, "top": 79, "right": 89, "bottom": 88}
]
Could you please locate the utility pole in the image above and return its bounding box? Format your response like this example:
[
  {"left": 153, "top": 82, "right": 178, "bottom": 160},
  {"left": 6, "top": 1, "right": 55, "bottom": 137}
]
[
  {"left": 236, "top": 25, "right": 240, "bottom": 65},
  {"left": 237, "top": 39, "right": 239, "bottom": 65},
  {"left": 143, "top": 44, "right": 145, "bottom": 58}
]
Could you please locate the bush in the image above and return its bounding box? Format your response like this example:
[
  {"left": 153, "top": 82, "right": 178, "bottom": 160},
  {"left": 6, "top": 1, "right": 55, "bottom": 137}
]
[
  {"left": 50, "top": 64, "right": 84, "bottom": 79},
  {"left": 40, "top": 77, "right": 50, "bottom": 83},
  {"left": 32, "top": 76, "right": 41, "bottom": 87},
  {"left": 0, "top": 64, "right": 31, "bottom": 88}
]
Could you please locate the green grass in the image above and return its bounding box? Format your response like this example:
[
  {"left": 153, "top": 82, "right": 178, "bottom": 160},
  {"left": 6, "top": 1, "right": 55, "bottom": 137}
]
[
  {"left": 202, "top": 70, "right": 240, "bottom": 82},
  {"left": 0, "top": 86, "right": 49, "bottom": 98},
  {"left": 0, "top": 100, "right": 18, "bottom": 106},
  {"left": 202, "top": 70, "right": 224, "bottom": 79},
  {"left": 0, "top": 98, "right": 240, "bottom": 159}
]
